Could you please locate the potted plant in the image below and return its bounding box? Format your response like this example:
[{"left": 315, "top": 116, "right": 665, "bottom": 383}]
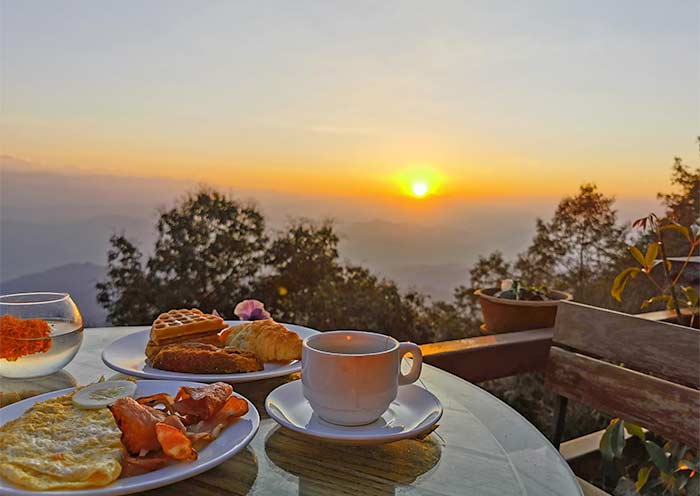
[{"left": 474, "top": 279, "right": 572, "bottom": 333}]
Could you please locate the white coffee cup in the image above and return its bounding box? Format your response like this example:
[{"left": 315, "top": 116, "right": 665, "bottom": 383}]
[{"left": 301, "top": 330, "right": 423, "bottom": 426}]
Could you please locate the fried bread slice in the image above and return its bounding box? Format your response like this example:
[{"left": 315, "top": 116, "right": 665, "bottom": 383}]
[
  {"left": 151, "top": 343, "right": 263, "bottom": 374},
  {"left": 145, "top": 332, "right": 222, "bottom": 362}
]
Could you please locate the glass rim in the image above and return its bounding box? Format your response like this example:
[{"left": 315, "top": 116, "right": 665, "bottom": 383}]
[{"left": 0, "top": 292, "right": 71, "bottom": 305}]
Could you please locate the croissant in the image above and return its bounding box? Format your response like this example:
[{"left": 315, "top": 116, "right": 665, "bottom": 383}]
[{"left": 220, "top": 320, "right": 302, "bottom": 362}]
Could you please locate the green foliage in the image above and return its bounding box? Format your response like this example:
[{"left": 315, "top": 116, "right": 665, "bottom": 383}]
[
  {"left": 515, "top": 183, "right": 629, "bottom": 301},
  {"left": 96, "top": 235, "right": 155, "bottom": 325},
  {"left": 600, "top": 425, "right": 700, "bottom": 495},
  {"left": 97, "top": 189, "right": 267, "bottom": 325},
  {"left": 636, "top": 467, "right": 652, "bottom": 493},
  {"left": 611, "top": 213, "right": 699, "bottom": 325},
  {"left": 645, "top": 440, "right": 671, "bottom": 475},
  {"left": 494, "top": 279, "right": 553, "bottom": 301},
  {"left": 601, "top": 418, "right": 626, "bottom": 461},
  {"left": 625, "top": 422, "right": 646, "bottom": 442},
  {"left": 451, "top": 251, "right": 512, "bottom": 334},
  {"left": 479, "top": 372, "right": 610, "bottom": 445},
  {"left": 465, "top": 184, "right": 632, "bottom": 311},
  {"left": 611, "top": 140, "right": 700, "bottom": 321},
  {"left": 657, "top": 140, "right": 700, "bottom": 229},
  {"left": 252, "top": 220, "right": 438, "bottom": 342},
  {"left": 611, "top": 267, "right": 642, "bottom": 302},
  {"left": 97, "top": 192, "right": 469, "bottom": 342}
]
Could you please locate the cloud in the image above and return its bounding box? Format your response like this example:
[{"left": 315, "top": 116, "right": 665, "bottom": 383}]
[
  {"left": 307, "top": 125, "right": 378, "bottom": 137},
  {"left": 0, "top": 155, "right": 43, "bottom": 171}
]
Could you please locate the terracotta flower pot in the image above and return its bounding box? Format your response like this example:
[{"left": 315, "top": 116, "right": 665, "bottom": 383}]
[{"left": 474, "top": 287, "right": 573, "bottom": 334}]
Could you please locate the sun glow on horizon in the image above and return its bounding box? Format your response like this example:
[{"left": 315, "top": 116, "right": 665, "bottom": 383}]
[
  {"left": 396, "top": 166, "right": 445, "bottom": 199},
  {"left": 411, "top": 181, "right": 429, "bottom": 198}
]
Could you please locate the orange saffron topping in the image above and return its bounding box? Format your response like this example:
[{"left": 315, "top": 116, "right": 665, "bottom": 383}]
[{"left": 0, "top": 314, "right": 52, "bottom": 361}]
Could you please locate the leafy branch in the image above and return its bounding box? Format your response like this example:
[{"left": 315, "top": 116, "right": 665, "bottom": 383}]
[{"left": 611, "top": 213, "right": 699, "bottom": 326}]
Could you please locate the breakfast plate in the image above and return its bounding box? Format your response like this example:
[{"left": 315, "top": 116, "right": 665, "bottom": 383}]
[
  {"left": 102, "top": 321, "right": 320, "bottom": 383},
  {"left": 265, "top": 380, "right": 443, "bottom": 444},
  {"left": 0, "top": 380, "right": 260, "bottom": 496}
]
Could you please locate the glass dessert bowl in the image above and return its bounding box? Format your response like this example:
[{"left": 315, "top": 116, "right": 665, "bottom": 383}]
[{"left": 0, "top": 292, "right": 84, "bottom": 378}]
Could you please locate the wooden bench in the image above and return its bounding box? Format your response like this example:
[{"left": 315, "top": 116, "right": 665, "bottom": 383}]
[
  {"left": 419, "top": 304, "right": 699, "bottom": 494},
  {"left": 545, "top": 301, "right": 700, "bottom": 450}
]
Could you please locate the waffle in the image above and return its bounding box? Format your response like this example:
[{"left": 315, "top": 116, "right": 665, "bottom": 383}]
[{"left": 149, "top": 308, "right": 225, "bottom": 344}]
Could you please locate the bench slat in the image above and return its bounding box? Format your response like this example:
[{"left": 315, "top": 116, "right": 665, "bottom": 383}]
[
  {"left": 554, "top": 302, "right": 700, "bottom": 388},
  {"left": 545, "top": 346, "right": 700, "bottom": 448}
]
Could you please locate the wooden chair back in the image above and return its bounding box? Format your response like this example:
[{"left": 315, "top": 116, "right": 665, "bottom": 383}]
[{"left": 544, "top": 301, "right": 700, "bottom": 448}]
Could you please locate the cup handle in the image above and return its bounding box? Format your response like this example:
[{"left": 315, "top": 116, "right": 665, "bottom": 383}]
[{"left": 398, "top": 342, "right": 423, "bottom": 386}]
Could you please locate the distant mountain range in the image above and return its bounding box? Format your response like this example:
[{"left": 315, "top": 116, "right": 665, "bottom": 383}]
[
  {"left": 0, "top": 164, "right": 533, "bottom": 321},
  {"left": 0, "top": 217, "right": 155, "bottom": 281},
  {"left": 0, "top": 155, "right": 661, "bottom": 326},
  {"left": 0, "top": 263, "right": 107, "bottom": 327},
  {"left": 0, "top": 215, "right": 502, "bottom": 313},
  {"left": 0, "top": 215, "right": 480, "bottom": 327},
  {"left": 0, "top": 258, "right": 470, "bottom": 328}
]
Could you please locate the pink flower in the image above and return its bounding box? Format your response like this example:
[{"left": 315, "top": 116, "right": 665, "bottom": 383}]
[{"left": 234, "top": 299, "right": 271, "bottom": 321}]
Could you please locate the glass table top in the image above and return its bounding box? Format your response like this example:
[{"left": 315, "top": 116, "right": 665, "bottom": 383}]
[{"left": 0, "top": 326, "right": 582, "bottom": 496}]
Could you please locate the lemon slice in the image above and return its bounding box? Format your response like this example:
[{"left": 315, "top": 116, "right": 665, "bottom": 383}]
[{"left": 72, "top": 380, "right": 137, "bottom": 409}]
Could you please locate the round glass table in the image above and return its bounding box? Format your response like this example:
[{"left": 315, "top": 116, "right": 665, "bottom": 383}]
[{"left": 0, "top": 326, "right": 582, "bottom": 495}]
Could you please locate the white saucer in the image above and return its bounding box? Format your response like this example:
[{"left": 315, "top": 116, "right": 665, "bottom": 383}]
[{"left": 265, "top": 380, "right": 442, "bottom": 444}]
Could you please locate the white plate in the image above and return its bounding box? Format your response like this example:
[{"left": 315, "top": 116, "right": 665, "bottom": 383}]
[
  {"left": 102, "top": 321, "right": 320, "bottom": 383},
  {"left": 265, "top": 380, "right": 443, "bottom": 444},
  {"left": 0, "top": 380, "right": 259, "bottom": 496}
]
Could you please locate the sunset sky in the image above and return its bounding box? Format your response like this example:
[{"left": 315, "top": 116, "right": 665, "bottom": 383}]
[{"left": 1, "top": 0, "right": 698, "bottom": 202}]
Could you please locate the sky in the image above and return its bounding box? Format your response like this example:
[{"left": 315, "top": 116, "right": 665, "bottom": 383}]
[{"left": 1, "top": 0, "right": 698, "bottom": 204}]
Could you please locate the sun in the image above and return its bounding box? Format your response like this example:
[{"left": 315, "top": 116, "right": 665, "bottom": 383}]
[
  {"left": 395, "top": 166, "right": 444, "bottom": 199},
  {"left": 411, "top": 181, "right": 429, "bottom": 198}
]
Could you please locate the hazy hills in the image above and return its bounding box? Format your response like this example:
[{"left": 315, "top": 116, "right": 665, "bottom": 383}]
[
  {"left": 0, "top": 216, "right": 155, "bottom": 281},
  {"left": 1, "top": 155, "right": 660, "bottom": 326},
  {"left": 0, "top": 263, "right": 107, "bottom": 327}
]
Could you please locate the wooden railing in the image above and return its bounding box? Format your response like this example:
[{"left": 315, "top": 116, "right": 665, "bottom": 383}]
[
  {"left": 420, "top": 328, "right": 552, "bottom": 382},
  {"left": 419, "top": 309, "right": 688, "bottom": 384}
]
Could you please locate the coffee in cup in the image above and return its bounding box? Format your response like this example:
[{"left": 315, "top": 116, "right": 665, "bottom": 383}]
[{"left": 301, "top": 330, "right": 423, "bottom": 426}]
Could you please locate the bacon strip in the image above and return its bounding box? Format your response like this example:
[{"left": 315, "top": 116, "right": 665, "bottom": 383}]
[
  {"left": 162, "top": 414, "right": 186, "bottom": 432},
  {"left": 110, "top": 383, "right": 249, "bottom": 477},
  {"left": 172, "top": 382, "right": 233, "bottom": 421},
  {"left": 109, "top": 397, "right": 166, "bottom": 455},
  {"left": 155, "top": 423, "right": 197, "bottom": 461},
  {"left": 137, "top": 393, "right": 175, "bottom": 414},
  {"left": 188, "top": 395, "right": 249, "bottom": 435}
]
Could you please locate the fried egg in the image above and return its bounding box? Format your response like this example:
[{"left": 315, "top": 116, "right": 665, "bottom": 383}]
[{"left": 0, "top": 391, "right": 123, "bottom": 490}]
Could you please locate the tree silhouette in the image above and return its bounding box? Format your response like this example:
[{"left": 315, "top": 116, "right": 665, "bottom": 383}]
[
  {"left": 515, "top": 183, "right": 628, "bottom": 302},
  {"left": 97, "top": 197, "right": 447, "bottom": 342},
  {"left": 97, "top": 190, "right": 267, "bottom": 325},
  {"left": 253, "top": 221, "right": 435, "bottom": 342}
]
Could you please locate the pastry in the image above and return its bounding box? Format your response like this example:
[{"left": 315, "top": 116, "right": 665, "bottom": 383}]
[{"left": 220, "top": 320, "right": 302, "bottom": 362}]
